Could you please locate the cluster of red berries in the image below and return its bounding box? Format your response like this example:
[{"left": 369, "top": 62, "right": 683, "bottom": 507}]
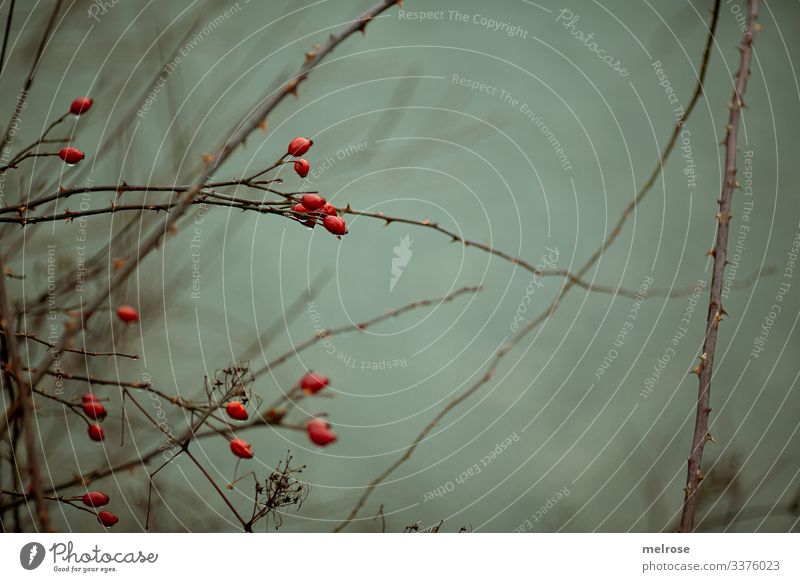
[
  {"left": 58, "top": 97, "right": 93, "bottom": 165},
  {"left": 299, "top": 371, "right": 337, "bottom": 447},
  {"left": 80, "top": 490, "right": 119, "bottom": 527},
  {"left": 225, "top": 399, "right": 252, "bottom": 459},
  {"left": 286, "top": 137, "right": 348, "bottom": 237},
  {"left": 83, "top": 393, "right": 108, "bottom": 443},
  {"left": 226, "top": 371, "right": 337, "bottom": 460},
  {"left": 82, "top": 396, "right": 117, "bottom": 527}
]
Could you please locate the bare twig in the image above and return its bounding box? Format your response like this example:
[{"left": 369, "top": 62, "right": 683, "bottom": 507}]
[
  {"left": 253, "top": 285, "right": 481, "bottom": 377},
  {"left": 8, "top": 330, "right": 139, "bottom": 359}
]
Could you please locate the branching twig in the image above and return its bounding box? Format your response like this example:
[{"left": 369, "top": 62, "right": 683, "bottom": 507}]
[{"left": 253, "top": 285, "right": 481, "bottom": 377}]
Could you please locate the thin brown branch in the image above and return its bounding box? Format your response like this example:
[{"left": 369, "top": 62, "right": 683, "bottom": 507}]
[
  {"left": 2, "top": 113, "right": 69, "bottom": 169},
  {"left": 344, "top": 206, "right": 742, "bottom": 300},
  {"left": 679, "top": 0, "right": 759, "bottom": 532},
  {"left": 0, "top": 198, "right": 288, "bottom": 226},
  {"left": 253, "top": 285, "right": 481, "bottom": 377},
  {"left": 184, "top": 448, "right": 247, "bottom": 529},
  {"left": 0, "top": 0, "right": 16, "bottom": 76},
  {"left": 10, "top": 331, "right": 139, "bottom": 360},
  {"left": 24, "top": 368, "right": 150, "bottom": 389},
  {"left": 0, "top": 150, "right": 60, "bottom": 174}
]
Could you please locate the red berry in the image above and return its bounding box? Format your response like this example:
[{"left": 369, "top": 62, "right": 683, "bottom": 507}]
[
  {"left": 97, "top": 511, "right": 119, "bottom": 527},
  {"left": 87, "top": 423, "right": 105, "bottom": 442},
  {"left": 287, "top": 137, "right": 313, "bottom": 156},
  {"left": 82, "top": 393, "right": 100, "bottom": 403},
  {"left": 321, "top": 203, "right": 337, "bottom": 216},
  {"left": 225, "top": 401, "right": 249, "bottom": 421},
  {"left": 301, "top": 194, "right": 325, "bottom": 211},
  {"left": 292, "top": 204, "right": 317, "bottom": 228},
  {"left": 294, "top": 159, "right": 310, "bottom": 178},
  {"left": 70, "top": 97, "right": 93, "bottom": 115},
  {"left": 323, "top": 215, "right": 347, "bottom": 236},
  {"left": 230, "top": 438, "right": 253, "bottom": 459},
  {"left": 82, "top": 401, "right": 107, "bottom": 420},
  {"left": 58, "top": 146, "right": 85, "bottom": 165},
  {"left": 300, "top": 372, "right": 329, "bottom": 394},
  {"left": 307, "top": 418, "right": 337, "bottom": 446},
  {"left": 116, "top": 305, "right": 139, "bottom": 323},
  {"left": 81, "top": 491, "right": 110, "bottom": 507}
]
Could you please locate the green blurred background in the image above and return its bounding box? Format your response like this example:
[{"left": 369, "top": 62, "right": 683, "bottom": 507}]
[{"left": 2, "top": 0, "right": 799, "bottom": 532}]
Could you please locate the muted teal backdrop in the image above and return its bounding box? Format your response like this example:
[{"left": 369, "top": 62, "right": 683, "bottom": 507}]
[{"left": 3, "top": 0, "right": 798, "bottom": 531}]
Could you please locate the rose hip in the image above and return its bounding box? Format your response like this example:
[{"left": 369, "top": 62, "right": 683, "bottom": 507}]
[
  {"left": 287, "top": 137, "right": 313, "bottom": 156},
  {"left": 230, "top": 438, "right": 253, "bottom": 459},
  {"left": 81, "top": 491, "right": 110, "bottom": 507},
  {"left": 294, "top": 159, "right": 310, "bottom": 177},
  {"left": 70, "top": 97, "right": 93, "bottom": 115},
  {"left": 226, "top": 401, "right": 249, "bottom": 421},
  {"left": 58, "top": 147, "right": 84, "bottom": 165},
  {"left": 88, "top": 423, "right": 105, "bottom": 442},
  {"left": 300, "top": 372, "right": 329, "bottom": 394}
]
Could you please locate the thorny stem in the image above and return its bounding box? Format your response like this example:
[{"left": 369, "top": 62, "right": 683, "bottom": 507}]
[
  {"left": 679, "top": 0, "right": 759, "bottom": 533},
  {"left": 0, "top": 178, "right": 286, "bottom": 216},
  {"left": 5, "top": 330, "right": 139, "bottom": 359},
  {"left": 344, "top": 206, "right": 769, "bottom": 299}
]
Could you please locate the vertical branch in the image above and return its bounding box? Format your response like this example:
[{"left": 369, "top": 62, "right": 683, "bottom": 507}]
[
  {"left": 0, "top": 256, "right": 50, "bottom": 531},
  {"left": 0, "top": 0, "right": 16, "bottom": 76},
  {"left": 679, "top": 0, "right": 760, "bottom": 532}
]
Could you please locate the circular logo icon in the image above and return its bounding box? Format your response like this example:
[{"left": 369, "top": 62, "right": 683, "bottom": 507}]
[{"left": 19, "top": 542, "right": 46, "bottom": 570}]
